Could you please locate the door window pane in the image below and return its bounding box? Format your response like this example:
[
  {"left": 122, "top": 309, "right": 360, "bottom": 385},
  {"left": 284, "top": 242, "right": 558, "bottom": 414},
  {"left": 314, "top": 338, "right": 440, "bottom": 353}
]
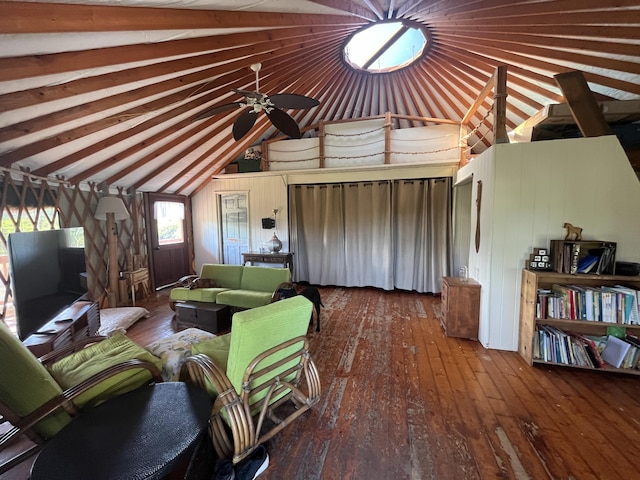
[{"left": 154, "top": 201, "right": 184, "bottom": 245}]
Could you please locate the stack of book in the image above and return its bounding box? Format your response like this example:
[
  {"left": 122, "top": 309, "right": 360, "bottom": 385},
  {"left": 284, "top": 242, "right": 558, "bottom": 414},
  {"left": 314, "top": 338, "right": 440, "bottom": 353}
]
[
  {"left": 533, "top": 328, "right": 640, "bottom": 369},
  {"left": 550, "top": 240, "right": 617, "bottom": 275},
  {"left": 536, "top": 285, "right": 640, "bottom": 324}
]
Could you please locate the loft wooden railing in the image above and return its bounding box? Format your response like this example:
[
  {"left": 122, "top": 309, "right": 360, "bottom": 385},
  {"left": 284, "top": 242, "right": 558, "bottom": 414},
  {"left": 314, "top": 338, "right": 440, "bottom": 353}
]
[
  {"left": 460, "top": 65, "right": 509, "bottom": 166},
  {"left": 261, "top": 112, "right": 461, "bottom": 171},
  {"left": 260, "top": 66, "right": 509, "bottom": 171}
]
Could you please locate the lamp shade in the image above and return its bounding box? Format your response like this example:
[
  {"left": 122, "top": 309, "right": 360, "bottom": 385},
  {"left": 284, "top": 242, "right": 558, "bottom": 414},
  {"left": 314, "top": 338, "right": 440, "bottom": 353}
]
[{"left": 94, "top": 196, "right": 130, "bottom": 221}]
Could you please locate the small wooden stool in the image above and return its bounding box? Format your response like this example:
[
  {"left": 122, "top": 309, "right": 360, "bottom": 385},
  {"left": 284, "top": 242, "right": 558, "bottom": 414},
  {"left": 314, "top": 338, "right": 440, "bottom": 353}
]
[{"left": 122, "top": 268, "right": 150, "bottom": 306}]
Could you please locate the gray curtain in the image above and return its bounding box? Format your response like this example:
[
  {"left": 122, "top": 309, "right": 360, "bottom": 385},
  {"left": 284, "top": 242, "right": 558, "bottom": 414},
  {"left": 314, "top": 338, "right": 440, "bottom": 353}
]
[
  {"left": 392, "top": 178, "right": 452, "bottom": 293},
  {"left": 289, "top": 178, "right": 452, "bottom": 293}
]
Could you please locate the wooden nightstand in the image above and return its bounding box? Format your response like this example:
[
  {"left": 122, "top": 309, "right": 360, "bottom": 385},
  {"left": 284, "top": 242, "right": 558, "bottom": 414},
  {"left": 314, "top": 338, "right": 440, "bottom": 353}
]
[{"left": 441, "top": 276, "right": 481, "bottom": 340}]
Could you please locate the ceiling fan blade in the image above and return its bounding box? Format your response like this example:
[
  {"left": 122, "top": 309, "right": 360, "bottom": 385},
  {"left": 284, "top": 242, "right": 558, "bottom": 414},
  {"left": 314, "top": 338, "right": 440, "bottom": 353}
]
[
  {"left": 269, "top": 93, "right": 320, "bottom": 109},
  {"left": 194, "top": 102, "right": 241, "bottom": 121},
  {"left": 267, "top": 107, "right": 301, "bottom": 138},
  {"left": 232, "top": 109, "right": 259, "bottom": 141},
  {"left": 232, "top": 88, "right": 265, "bottom": 101}
]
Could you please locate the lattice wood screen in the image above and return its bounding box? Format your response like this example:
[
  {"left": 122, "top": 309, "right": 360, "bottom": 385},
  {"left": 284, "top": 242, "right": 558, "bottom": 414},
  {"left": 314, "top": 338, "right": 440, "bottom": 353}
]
[{"left": 0, "top": 171, "right": 147, "bottom": 333}]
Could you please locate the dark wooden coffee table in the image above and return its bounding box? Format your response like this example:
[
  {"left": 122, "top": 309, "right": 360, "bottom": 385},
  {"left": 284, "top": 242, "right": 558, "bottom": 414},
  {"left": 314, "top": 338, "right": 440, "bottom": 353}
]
[
  {"left": 30, "top": 382, "right": 211, "bottom": 480},
  {"left": 175, "top": 301, "right": 231, "bottom": 334}
]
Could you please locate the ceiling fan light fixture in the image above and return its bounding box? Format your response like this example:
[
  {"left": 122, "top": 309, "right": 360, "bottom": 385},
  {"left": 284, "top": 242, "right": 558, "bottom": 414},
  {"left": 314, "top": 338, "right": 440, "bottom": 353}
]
[{"left": 194, "top": 63, "right": 320, "bottom": 141}]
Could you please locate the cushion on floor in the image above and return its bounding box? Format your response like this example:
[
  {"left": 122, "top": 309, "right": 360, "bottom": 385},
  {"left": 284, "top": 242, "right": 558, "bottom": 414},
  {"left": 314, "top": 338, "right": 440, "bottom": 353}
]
[
  {"left": 47, "top": 333, "right": 162, "bottom": 409},
  {"left": 145, "top": 328, "right": 216, "bottom": 381},
  {"left": 97, "top": 307, "right": 150, "bottom": 336}
]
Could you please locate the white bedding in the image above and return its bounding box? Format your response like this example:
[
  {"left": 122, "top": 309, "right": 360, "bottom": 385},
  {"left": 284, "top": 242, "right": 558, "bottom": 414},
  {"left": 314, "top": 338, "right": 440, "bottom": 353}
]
[{"left": 97, "top": 307, "right": 150, "bottom": 336}]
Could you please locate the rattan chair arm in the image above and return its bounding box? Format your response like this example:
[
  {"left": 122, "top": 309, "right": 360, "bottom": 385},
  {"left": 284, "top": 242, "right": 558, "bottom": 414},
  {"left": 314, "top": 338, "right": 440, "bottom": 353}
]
[
  {"left": 304, "top": 355, "right": 322, "bottom": 402},
  {"left": 243, "top": 336, "right": 309, "bottom": 381},
  {"left": 39, "top": 336, "right": 109, "bottom": 365},
  {"left": 180, "top": 354, "right": 255, "bottom": 463},
  {"left": 0, "top": 359, "right": 162, "bottom": 450},
  {"left": 180, "top": 354, "right": 233, "bottom": 393}
]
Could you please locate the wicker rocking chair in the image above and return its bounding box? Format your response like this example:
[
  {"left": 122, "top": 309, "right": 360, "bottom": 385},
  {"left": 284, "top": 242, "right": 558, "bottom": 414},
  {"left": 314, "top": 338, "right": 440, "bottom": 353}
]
[
  {"left": 180, "top": 296, "right": 321, "bottom": 464},
  {"left": 0, "top": 324, "right": 163, "bottom": 474}
]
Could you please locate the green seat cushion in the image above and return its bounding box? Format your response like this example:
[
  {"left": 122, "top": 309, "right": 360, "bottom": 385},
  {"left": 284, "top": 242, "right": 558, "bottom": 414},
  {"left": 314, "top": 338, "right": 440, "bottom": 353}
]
[
  {"left": 200, "top": 264, "right": 244, "bottom": 289},
  {"left": 0, "top": 322, "right": 71, "bottom": 438},
  {"left": 227, "top": 296, "right": 312, "bottom": 400},
  {"left": 170, "top": 286, "right": 230, "bottom": 303},
  {"left": 190, "top": 333, "right": 232, "bottom": 397},
  {"left": 47, "top": 333, "right": 163, "bottom": 410},
  {"left": 240, "top": 266, "right": 290, "bottom": 292},
  {"left": 191, "top": 297, "right": 312, "bottom": 415},
  {"left": 215, "top": 290, "right": 274, "bottom": 309}
]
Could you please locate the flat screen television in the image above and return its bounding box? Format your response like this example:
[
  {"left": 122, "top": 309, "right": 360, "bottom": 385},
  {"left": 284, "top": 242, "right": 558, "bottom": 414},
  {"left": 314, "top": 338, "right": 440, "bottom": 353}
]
[{"left": 8, "top": 228, "right": 88, "bottom": 340}]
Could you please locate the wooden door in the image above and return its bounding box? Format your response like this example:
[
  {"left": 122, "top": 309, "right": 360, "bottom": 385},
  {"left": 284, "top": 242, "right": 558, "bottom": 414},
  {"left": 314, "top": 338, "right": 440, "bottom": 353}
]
[
  {"left": 144, "top": 193, "right": 191, "bottom": 289},
  {"left": 219, "top": 193, "right": 249, "bottom": 265}
]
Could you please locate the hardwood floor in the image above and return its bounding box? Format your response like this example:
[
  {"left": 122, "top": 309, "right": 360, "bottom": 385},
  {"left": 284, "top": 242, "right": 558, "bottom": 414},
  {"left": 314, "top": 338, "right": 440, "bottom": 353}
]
[{"left": 4, "top": 286, "right": 640, "bottom": 479}]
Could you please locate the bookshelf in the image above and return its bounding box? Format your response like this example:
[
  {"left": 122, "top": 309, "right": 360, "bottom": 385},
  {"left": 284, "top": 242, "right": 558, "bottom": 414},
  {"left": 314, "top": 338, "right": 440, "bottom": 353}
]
[
  {"left": 518, "top": 269, "right": 640, "bottom": 375},
  {"left": 549, "top": 240, "right": 616, "bottom": 275}
]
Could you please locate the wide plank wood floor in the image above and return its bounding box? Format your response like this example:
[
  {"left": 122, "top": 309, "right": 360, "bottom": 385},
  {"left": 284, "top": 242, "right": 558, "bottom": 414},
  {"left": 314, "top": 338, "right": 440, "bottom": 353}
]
[{"left": 4, "top": 286, "right": 640, "bottom": 479}]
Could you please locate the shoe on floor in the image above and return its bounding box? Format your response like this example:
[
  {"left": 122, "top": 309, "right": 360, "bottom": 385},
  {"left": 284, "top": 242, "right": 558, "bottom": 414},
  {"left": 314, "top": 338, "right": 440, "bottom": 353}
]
[
  {"left": 235, "top": 445, "right": 269, "bottom": 480},
  {"left": 212, "top": 458, "right": 235, "bottom": 480}
]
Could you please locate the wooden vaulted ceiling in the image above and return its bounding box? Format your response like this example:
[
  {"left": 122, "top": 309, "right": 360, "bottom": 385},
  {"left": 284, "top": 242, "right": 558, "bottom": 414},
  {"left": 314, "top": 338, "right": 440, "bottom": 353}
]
[{"left": 1, "top": 0, "right": 638, "bottom": 196}]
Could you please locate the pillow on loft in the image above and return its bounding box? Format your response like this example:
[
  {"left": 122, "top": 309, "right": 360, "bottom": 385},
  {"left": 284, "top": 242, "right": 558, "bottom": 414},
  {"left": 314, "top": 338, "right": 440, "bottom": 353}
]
[{"left": 97, "top": 307, "right": 150, "bottom": 336}]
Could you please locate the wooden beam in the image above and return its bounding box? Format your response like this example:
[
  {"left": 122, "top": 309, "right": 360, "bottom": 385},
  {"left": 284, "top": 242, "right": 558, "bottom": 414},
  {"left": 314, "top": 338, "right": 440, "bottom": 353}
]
[
  {"left": 319, "top": 121, "right": 326, "bottom": 169},
  {"left": 435, "top": 30, "right": 640, "bottom": 58},
  {"left": 462, "top": 72, "right": 494, "bottom": 125},
  {"left": 306, "top": 0, "right": 377, "bottom": 20},
  {"left": 493, "top": 65, "right": 509, "bottom": 144},
  {"left": 363, "top": 0, "right": 385, "bottom": 20},
  {"left": 0, "top": 25, "right": 354, "bottom": 99},
  {"left": 438, "top": 37, "right": 640, "bottom": 97},
  {"left": 0, "top": 2, "right": 364, "bottom": 33},
  {"left": 435, "top": 24, "right": 640, "bottom": 41},
  {"left": 554, "top": 70, "right": 613, "bottom": 137},
  {"left": 384, "top": 112, "right": 391, "bottom": 164},
  {"left": 435, "top": 32, "right": 640, "bottom": 78},
  {"left": 431, "top": 9, "right": 635, "bottom": 27}
]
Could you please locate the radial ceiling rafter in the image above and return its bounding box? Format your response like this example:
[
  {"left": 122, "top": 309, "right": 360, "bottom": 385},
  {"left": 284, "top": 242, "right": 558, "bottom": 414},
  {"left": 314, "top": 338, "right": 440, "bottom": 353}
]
[{"left": 0, "top": 0, "right": 637, "bottom": 195}]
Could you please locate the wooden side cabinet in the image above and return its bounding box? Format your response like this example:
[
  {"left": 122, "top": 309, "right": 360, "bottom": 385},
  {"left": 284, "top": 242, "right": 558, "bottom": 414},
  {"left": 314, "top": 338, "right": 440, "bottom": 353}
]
[
  {"left": 441, "top": 277, "right": 481, "bottom": 340},
  {"left": 23, "top": 301, "right": 99, "bottom": 357}
]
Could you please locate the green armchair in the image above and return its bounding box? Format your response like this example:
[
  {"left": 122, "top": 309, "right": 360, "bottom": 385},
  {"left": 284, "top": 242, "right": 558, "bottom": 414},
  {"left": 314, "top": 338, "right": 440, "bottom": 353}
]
[
  {"left": 0, "top": 323, "right": 163, "bottom": 474},
  {"left": 180, "top": 296, "right": 321, "bottom": 464}
]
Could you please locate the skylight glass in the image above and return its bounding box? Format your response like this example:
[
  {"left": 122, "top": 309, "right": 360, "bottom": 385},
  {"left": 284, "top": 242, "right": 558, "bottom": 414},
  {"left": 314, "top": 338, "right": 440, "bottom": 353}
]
[{"left": 343, "top": 21, "right": 428, "bottom": 73}]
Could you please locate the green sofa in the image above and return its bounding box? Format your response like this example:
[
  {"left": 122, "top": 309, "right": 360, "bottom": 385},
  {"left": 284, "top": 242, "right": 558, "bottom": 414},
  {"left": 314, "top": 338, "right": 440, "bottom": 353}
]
[{"left": 169, "top": 264, "right": 292, "bottom": 310}]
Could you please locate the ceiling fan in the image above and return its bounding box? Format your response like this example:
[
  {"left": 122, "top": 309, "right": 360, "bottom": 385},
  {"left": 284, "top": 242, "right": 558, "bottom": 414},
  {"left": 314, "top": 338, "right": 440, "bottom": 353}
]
[{"left": 195, "top": 63, "right": 320, "bottom": 141}]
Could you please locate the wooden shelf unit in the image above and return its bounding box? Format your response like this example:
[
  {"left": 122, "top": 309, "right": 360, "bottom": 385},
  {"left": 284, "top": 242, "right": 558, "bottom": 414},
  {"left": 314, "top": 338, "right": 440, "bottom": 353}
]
[
  {"left": 518, "top": 269, "right": 640, "bottom": 375},
  {"left": 23, "top": 301, "right": 99, "bottom": 358},
  {"left": 441, "top": 276, "right": 480, "bottom": 340}
]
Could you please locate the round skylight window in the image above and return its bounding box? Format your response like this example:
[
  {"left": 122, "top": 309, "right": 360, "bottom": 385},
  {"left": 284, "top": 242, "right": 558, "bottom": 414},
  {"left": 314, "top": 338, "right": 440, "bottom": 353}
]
[{"left": 343, "top": 20, "right": 430, "bottom": 73}]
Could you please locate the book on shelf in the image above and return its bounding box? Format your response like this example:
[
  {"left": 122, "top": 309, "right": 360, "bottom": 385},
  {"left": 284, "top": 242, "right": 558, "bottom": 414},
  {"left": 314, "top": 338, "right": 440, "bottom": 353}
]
[
  {"left": 577, "top": 254, "right": 599, "bottom": 274},
  {"left": 535, "top": 284, "right": 640, "bottom": 324},
  {"left": 601, "top": 335, "right": 632, "bottom": 368},
  {"left": 549, "top": 240, "right": 617, "bottom": 275},
  {"left": 533, "top": 326, "right": 620, "bottom": 368},
  {"left": 533, "top": 325, "right": 640, "bottom": 370}
]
